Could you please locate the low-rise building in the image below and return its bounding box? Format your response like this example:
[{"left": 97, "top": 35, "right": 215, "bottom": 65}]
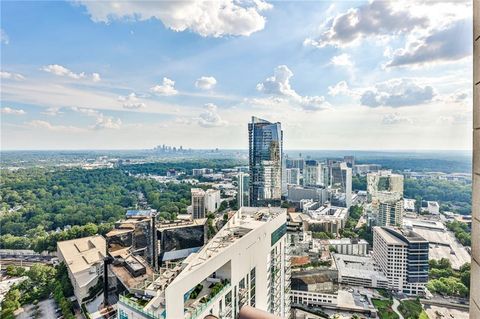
[
  {"left": 57, "top": 235, "right": 106, "bottom": 303},
  {"left": 291, "top": 269, "right": 338, "bottom": 307},
  {"left": 327, "top": 238, "right": 368, "bottom": 256},
  {"left": 302, "top": 204, "right": 349, "bottom": 236},
  {"left": 332, "top": 254, "right": 388, "bottom": 289}
]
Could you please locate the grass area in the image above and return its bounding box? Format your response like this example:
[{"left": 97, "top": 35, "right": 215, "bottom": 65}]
[
  {"left": 372, "top": 298, "right": 399, "bottom": 319},
  {"left": 419, "top": 310, "right": 429, "bottom": 319}
]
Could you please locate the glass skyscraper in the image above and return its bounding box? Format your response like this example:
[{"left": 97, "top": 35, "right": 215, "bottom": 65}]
[{"left": 248, "top": 116, "right": 283, "bottom": 207}]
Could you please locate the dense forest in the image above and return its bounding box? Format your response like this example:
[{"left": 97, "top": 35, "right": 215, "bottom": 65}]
[
  {"left": 121, "top": 159, "right": 245, "bottom": 175},
  {"left": 0, "top": 167, "right": 193, "bottom": 251}
]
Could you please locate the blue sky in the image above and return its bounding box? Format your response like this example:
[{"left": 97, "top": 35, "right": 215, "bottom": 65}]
[{"left": 0, "top": 0, "right": 473, "bottom": 150}]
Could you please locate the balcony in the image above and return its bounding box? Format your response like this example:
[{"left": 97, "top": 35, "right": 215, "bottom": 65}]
[
  {"left": 119, "top": 294, "right": 165, "bottom": 319},
  {"left": 184, "top": 281, "right": 231, "bottom": 319}
]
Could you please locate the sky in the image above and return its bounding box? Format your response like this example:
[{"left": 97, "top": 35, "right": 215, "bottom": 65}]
[{"left": 0, "top": 0, "right": 473, "bottom": 150}]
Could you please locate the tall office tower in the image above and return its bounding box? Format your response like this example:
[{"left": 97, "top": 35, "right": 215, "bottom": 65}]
[
  {"left": 343, "top": 156, "right": 355, "bottom": 168},
  {"left": 367, "top": 170, "right": 404, "bottom": 202},
  {"left": 472, "top": 3, "right": 480, "bottom": 317},
  {"left": 372, "top": 227, "right": 429, "bottom": 295},
  {"left": 329, "top": 162, "right": 352, "bottom": 208},
  {"left": 191, "top": 188, "right": 206, "bottom": 219},
  {"left": 248, "top": 117, "right": 283, "bottom": 207},
  {"left": 372, "top": 198, "right": 404, "bottom": 227},
  {"left": 303, "top": 160, "right": 322, "bottom": 186},
  {"left": 117, "top": 207, "right": 291, "bottom": 319},
  {"left": 286, "top": 158, "right": 305, "bottom": 173},
  {"left": 286, "top": 168, "right": 300, "bottom": 185},
  {"left": 237, "top": 172, "right": 250, "bottom": 208}
]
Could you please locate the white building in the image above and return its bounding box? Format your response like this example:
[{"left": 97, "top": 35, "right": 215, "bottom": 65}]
[
  {"left": 117, "top": 207, "right": 291, "bottom": 319},
  {"left": 237, "top": 173, "right": 250, "bottom": 208},
  {"left": 302, "top": 204, "right": 349, "bottom": 236},
  {"left": 372, "top": 198, "right": 404, "bottom": 227},
  {"left": 287, "top": 186, "right": 328, "bottom": 204},
  {"left": 286, "top": 168, "right": 301, "bottom": 185},
  {"left": 205, "top": 189, "right": 221, "bottom": 213},
  {"left": 426, "top": 201, "right": 440, "bottom": 215},
  {"left": 367, "top": 170, "right": 403, "bottom": 202},
  {"left": 191, "top": 188, "right": 206, "bottom": 219},
  {"left": 333, "top": 254, "right": 388, "bottom": 289},
  {"left": 57, "top": 235, "right": 106, "bottom": 303},
  {"left": 372, "top": 227, "right": 429, "bottom": 295},
  {"left": 303, "top": 161, "right": 323, "bottom": 187},
  {"left": 327, "top": 238, "right": 368, "bottom": 256}
]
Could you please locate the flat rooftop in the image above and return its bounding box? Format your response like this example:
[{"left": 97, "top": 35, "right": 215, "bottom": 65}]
[
  {"left": 333, "top": 254, "right": 387, "bottom": 282},
  {"left": 374, "top": 227, "right": 426, "bottom": 246},
  {"left": 57, "top": 235, "right": 106, "bottom": 274}
]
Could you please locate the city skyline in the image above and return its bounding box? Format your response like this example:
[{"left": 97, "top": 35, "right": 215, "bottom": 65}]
[{"left": 0, "top": 1, "right": 473, "bottom": 151}]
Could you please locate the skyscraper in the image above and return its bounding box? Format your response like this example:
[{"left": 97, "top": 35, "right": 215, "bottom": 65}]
[
  {"left": 329, "top": 162, "right": 352, "bottom": 208},
  {"left": 286, "top": 168, "right": 300, "bottom": 185},
  {"left": 248, "top": 116, "right": 283, "bottom": 207},
  {"left": 304, "top": 160, "right": 323, "bottom": 186},
  {"left": 367, "top": 170, "right": 404, "bottom": 202},
  {"left": 471, "top": 3, "right": 479, "bottom": 317}
]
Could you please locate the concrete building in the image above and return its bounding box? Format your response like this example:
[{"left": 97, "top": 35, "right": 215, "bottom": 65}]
[
  {"left": 372, "top": 227, "right": 429, "bottom": 295},
  {"left": 372, "top": 198, "right": 404, "bottom": 227},
  {"left": 302, "top": 205, "right": 349, "bottom": 236},
  {"left": 327, "top": 238, "right": 368, "bottom": 256},
  {"left": 191, "top": 188, "right": 206, "bottom": 219},
  {"left": 367, "top": 170, "right": 403, "bottom": 202},
  {"left": 237, "top": 172, "right": 250, "bottom": 208},
  {"left": 117, "top": 207, "right": 290, "bottom": 319},
  {"left": 286, "top": 168, "right": 301, "bottom": 185},
  {"left": 332, "top": 254, "right": 388, "bottom": 289},
  {"left": 248, "top": 117, "right": 283, "bottom": 207},
  {"left": 353, "top": 164, "right": 381, "bottom": 176},
  {"left": 287, "top": 186, "right": 328, "bottom": 204},
  {"left": 303, "top": 160, "right": 323, "bottom": 187},
  {"left": 205, "top": 189, "right": 221, "bottom": 213},
  {"left": 290, "top": 269, "right": 338, "bottom": 307},
  {"left": 426, "top": 201, "right": 440, "bottom": 215},
  {"left": 472, "top": 3, "right": 480, "bottom": 316},
  {"left": 286, "top": 158, "right": 305, "bottom": 173},
  {"left": 57, "top": 235, "right": 106, "bottom": 303}
]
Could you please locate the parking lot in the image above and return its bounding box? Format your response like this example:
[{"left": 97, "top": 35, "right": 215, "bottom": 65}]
[{"left": 16, "top": 298, "right": 60, "bottom": 319}]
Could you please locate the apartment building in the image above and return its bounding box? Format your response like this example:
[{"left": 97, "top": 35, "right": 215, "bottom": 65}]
[
  {"left": 117, "top": 207, "right": 291, "bottom": 319},
  {"left": 191, "top": 188, "right": 206, "bottom": 219}
]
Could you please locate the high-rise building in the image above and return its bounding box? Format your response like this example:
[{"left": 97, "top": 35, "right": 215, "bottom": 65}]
[
  {"left": 286, "top": 168, "right": 300, "bottom": 185},
  {"left": 372, "top": 198, "right": 404, "bottom": 227},
  {"left": 472, "top": 3, "right": 480, "bottom": 317},
  {"left": 117, "top": 207, "right": 291, "bottom": 319},
  {"left": 329, "top": 162, "right": 352, "bottom": 208},
  {"left": 248, "top": 117, "right": 283, "bottom": 207},
  {"left": 205, "top": 189, "right": 221, "bottom": 213},
  {"left": 286, "top": 158, "right": 305, "bottom": 173},
  {"left": 367, "top": 170, "right": 404, "bottom": 202},
  {"left": 237, "top": 172, "right": 250, "bottom": 208},
  {"left": 372, "top": 227, "right": 429, "bottom": 295},
  {"left": 191, "top": 188, "right": 206, "bottom": 219},
  {"left": 343, "top": 156, "right": 355, "bottom": 168},
  {"left": 303, "top": 160, "right": 323, "bottom": 186}
]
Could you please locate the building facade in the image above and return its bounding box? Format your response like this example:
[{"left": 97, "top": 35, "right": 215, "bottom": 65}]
[
  {"left": 237, "top": 172, "right": 250, "bottom": 208},
  {"left": 248, "top": 117, "right": 283, "bottom": 207},
  {"left": 303, "top": 160, "right": 323, "bottom": 187},
  {"left": 372, "top": 227, "right": 429, "bottom": 295},
  {"left": 191, "top": 188, "right": 206, "bottom": 219},
  {"left": 205, "top": 189, "right": 221, "bottom": 213},
  {"left": 373, "top": 198, "right": 404, "bottom": 227},
  {"left": 286, "top": 168, "right": 300, "bottom": 185},
  {"left": 117, "top": 207, "right": 291, "bottom": 319},
  {"left": 367, "top": 170, "right": 404, "bottom": 202},
  {"left": 472, "top": 3, "right": 480, "bottom": 317},
  {"left": 329, "top": 162, "right": 352, "bottom": 208}
]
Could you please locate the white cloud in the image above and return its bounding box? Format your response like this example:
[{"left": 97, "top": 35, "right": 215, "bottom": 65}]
[
  {"left": 305, "top": 1, "right": 428, "bottom": 48},
  {"left": 76, "top": 0, "right": 272, "bottom": 37},
  {"left": 42, "top": 107, "right": 63, "bottom": 116},
  {"left": 386, "top": 19, "right": 472, "bottom": 67},
  {"left": 41, "top": 64, "right": 101, "bottom": 82},
  {"left": 257, "top": 65, "right": 330, "bottom": 111},
  {"left": 437, "top": 113, "right": 470, "bottom": 125},
  {"left": 382, "top": 113, "right": 413, "bottom": 125},
  {"left": 71, "top": 107, "right": 122, "bottom": 130},
  {"left": 330, "top": 53, "right": 353, "bottom": 67},
  {"left": 1, "top": 107, "right": 26, "bottom": 115},
  {"left": 1, "top": 71, "right": 25, "bottom": 81},
  {"left": 1, "top": 29, "right": 9, "bottom": 44},
  {"left": 150, "top": 77, "right": 178, "bottom": 96},
  {"left": 328, "top": 81, "right": 350, "bottom": 96},
  {"left": 27, "top": 120, "right": 84, "bottom": 132},
  {"left": 195, "top": 76, "right": 217, "bottom": 90},
  {"left": 118, "top": 93, "right": 146, "bottom": 109},
  {"left": 198, "top": 103, "right": 227, "bottom": 127},
  {"left": 92, "top": 72, "right": 101, "bottom": 82},
  {"left": 360, "top": 79, "right": 435, "bottom": 107}
]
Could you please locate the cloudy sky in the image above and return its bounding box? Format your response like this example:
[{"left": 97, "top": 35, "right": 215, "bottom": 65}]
[{"left": 0, "top": 1, "right": 473, "bottom": 150}]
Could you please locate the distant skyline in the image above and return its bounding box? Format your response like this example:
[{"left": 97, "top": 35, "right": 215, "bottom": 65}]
[{"left": 0, "top": 1, "right": 473, "bottom": 150}]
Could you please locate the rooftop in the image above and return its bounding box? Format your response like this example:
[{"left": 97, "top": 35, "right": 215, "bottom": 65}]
[
  {"left": 57, "top": 235, "right": 106, "bottom": 278},
  {"left": 333, "top": 254, "right": 387, "bottom": 282},
  {"left": 374, "top": 226, "right": 427, "bottom": 246}
]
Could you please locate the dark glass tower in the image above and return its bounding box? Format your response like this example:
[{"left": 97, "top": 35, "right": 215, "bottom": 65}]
[{"left": 248, "top": 116, "right": 283, "bottom": 207}]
